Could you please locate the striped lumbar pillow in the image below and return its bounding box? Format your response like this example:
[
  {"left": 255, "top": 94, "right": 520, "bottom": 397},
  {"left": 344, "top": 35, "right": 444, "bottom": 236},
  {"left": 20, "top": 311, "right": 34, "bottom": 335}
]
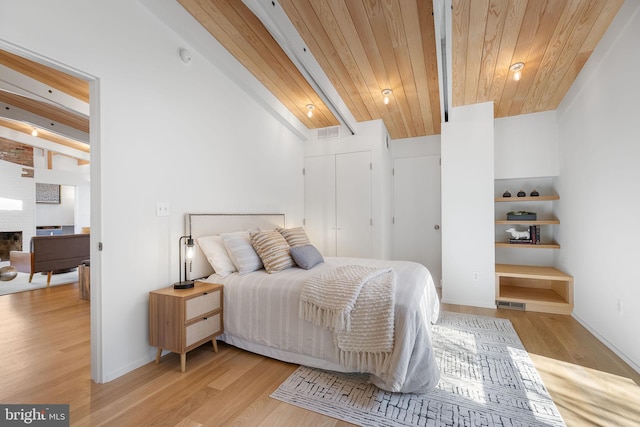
[
  {"left": 276, "top": 227, "right": 311, "bottom": 248},
  {"left": 250, "top": 230, "right": 296, "bottom": 274}
]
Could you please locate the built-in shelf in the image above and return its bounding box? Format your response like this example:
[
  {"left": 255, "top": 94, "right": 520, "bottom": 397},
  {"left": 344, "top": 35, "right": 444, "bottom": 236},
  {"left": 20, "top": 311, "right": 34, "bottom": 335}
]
[
  {"left": 495, "top": 242, "right": 560, "bottom": 249},
  {"left": 495, "top": 193, "right": 560, "bottom": 249},
  {"left": 495, "top": 195, "right": 559, "bottom": 202},
  {"left": 495, "top": 264, "right": 573, "bottom": 314},
  {"left": 495, "top": 218, "right": 559, "bottom": 225}
]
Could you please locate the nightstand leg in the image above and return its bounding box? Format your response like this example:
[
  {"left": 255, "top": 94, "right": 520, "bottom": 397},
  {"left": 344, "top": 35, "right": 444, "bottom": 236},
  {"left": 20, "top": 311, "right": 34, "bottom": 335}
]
[
  {"left": 180, "top": 353, "right": 186, "bottom": 372},
  {"left": 155, "top": 348, "right": 162, "bottom": 364},
  {"left": 212, "top": 339, "right": 218, "bottom": 353}
]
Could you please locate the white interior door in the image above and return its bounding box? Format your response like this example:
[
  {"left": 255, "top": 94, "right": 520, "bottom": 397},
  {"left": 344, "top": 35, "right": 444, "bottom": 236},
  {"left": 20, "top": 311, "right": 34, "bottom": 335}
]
[
  {"left": 392, "top": 155, "right": 442, "bottom": 286},
  {"left": 304, "top": 155, "right": 336, "bottom": 256},
  {"left": 336, "top": 151, "right": 372, "bottom": 258}
]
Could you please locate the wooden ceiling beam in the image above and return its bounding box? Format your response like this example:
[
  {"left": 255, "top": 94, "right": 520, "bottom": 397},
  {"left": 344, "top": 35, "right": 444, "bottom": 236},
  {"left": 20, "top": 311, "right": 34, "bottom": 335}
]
[
  {"left": 0, "top": 118, "right": 89, "bottom": 154},
  {"left": 0, "top": 90, "right": 89, "bottom": 133},
  {"left": 0, "top": 49, "right": 89, "bottom": 103}
]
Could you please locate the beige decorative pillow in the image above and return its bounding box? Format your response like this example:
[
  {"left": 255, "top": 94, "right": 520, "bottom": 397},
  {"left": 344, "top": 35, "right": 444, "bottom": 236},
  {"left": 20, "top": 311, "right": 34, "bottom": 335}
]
[
  {"left": 250, "top": 230, "right": 295, "bottom": 274},
  {"left": 276, "top": 227, "right": 311, "bottom": 248}
]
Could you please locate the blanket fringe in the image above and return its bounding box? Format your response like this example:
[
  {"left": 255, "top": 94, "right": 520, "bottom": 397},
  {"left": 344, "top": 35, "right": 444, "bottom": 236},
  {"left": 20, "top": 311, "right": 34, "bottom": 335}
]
[
  {"left": 339, "top": 349, "right": 391, "bottom": 374},
  {"left": 300, "top": 301, "right": 350, "bottom": 331}
]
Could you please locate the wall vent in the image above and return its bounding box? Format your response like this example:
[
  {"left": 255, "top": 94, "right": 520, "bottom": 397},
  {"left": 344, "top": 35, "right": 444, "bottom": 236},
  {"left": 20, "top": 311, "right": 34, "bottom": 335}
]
[
  {"left": 317, "top": 126, "right": 340, "bottom": 140},
  {"left": 496, "top": 300, "right": 525, "bottom": 310}
]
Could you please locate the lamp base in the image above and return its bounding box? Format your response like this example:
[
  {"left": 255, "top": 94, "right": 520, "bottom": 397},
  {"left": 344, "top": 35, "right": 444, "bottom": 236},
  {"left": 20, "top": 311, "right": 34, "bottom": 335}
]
[{"left": 173, "top": 280, "right": 194, "bottom": 289}]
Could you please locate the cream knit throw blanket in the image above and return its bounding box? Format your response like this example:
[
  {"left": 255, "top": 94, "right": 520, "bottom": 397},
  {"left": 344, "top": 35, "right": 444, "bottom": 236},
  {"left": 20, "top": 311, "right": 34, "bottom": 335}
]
[{"left": 300, "top": 265, "right": 396, "bottom": 373}]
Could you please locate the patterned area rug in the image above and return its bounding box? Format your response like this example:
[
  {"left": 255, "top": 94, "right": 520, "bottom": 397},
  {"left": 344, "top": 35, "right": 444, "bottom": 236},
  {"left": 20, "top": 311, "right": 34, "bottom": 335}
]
[{"left": 271, "top": 311, "right": 565, "bottom": 427}]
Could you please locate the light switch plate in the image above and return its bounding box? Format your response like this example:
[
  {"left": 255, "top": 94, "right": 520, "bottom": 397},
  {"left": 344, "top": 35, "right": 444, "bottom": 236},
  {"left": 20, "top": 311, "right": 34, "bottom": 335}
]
[{"left": 156, "top": 202, "right": 170, "bottom": 216}]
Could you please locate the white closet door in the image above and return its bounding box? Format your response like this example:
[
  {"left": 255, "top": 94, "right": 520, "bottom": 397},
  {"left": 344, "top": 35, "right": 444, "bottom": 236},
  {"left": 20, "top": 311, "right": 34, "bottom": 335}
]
[
  {"left": 336, "top": 151, "right": 372, "bottom": 258},
  {"left": 304, "top": 155, "right": 337, "bottom": 256},
  {"left": 392, "top": 155, "right": 442, "bottom": 286}
]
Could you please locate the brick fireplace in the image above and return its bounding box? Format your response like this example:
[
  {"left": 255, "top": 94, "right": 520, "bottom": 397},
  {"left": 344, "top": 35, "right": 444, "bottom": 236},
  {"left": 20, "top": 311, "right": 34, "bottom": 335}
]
[{"left": 0, "top": 232, "right": 23, "bottom": 261}]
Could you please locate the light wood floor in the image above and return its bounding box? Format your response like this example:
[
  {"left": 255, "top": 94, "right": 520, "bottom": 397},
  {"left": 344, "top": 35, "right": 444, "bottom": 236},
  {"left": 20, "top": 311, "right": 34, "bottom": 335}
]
[{"left": 1, "top": 283, "right": 639, "bottom": 426}]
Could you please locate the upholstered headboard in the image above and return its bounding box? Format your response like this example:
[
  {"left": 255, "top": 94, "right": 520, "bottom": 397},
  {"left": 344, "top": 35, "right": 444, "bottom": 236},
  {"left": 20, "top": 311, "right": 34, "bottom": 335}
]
[{"left": 186, "top": 213, "right": 285, "bottom": 280}]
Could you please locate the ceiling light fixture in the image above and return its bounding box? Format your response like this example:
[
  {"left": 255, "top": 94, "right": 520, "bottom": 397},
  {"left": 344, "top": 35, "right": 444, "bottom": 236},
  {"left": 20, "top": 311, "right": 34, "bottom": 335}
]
[
  {"left": 509, "top": 62, "right": 525, "bottom": 81},
  {"left": 382, "top": 89, "right": 393, "bottom": 105},
  {"left": 306, "top": 104, "right": 315, "bottom": 118},
  {"left": 31, "top": 127, "right": 38, "bottom": 137}
]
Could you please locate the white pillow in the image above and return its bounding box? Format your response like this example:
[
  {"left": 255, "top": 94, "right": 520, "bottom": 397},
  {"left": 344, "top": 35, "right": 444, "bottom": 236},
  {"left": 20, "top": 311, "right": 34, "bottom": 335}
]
[
  {"left": 220, "top": 231, "right": 263, "bottom": 275},
  {"left": 196, "top": 235, "right": 237, "bottom": 278}
]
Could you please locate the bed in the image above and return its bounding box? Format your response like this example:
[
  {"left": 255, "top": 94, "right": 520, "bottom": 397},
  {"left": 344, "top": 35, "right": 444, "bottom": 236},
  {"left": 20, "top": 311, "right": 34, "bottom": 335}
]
[{"left": 186, "top": 213, "right": 440, "bottom": 393}]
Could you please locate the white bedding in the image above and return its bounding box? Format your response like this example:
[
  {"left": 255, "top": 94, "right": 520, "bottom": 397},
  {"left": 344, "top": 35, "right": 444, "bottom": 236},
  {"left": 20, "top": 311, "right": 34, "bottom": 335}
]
[{"left": 202, "top": 256, "right": 440, "bottom": 393}]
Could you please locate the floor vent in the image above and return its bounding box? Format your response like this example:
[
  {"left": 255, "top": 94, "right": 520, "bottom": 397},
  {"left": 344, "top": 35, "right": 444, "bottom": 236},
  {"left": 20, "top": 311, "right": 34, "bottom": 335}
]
[
  {"left": 317, "top": 126, "right": 340, "bottom": 140},
  {"left": 496, "top": 300, "right": 525, "bottom": 310}
]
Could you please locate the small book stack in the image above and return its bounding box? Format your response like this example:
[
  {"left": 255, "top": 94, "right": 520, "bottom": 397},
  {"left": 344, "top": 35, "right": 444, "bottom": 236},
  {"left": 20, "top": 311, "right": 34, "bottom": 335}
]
[{"left": 509, "top": 225, "right": 541, "bottom": 244}]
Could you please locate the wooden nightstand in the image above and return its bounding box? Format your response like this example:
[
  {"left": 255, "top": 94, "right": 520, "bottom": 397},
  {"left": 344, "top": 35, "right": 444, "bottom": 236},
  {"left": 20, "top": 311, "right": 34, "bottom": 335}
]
[{"left": 149, "top": 281, "right": 223, "bottom": 372}]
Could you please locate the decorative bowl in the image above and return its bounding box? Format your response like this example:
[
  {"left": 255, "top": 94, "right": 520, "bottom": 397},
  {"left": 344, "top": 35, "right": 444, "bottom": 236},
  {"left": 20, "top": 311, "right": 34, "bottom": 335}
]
[{"left": 0, "top": 265, "right": 18, "bottom": 281}]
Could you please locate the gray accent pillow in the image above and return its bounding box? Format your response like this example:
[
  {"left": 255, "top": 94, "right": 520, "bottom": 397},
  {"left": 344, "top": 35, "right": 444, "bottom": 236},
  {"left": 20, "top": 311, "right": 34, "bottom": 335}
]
[{"left": 289, "top": 244, "right": 324, "bottom": 270}]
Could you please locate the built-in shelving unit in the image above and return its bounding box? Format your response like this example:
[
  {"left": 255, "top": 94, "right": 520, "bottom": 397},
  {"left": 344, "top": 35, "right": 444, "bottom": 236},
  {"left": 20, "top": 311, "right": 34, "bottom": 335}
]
[
  {"left": 494, "top": 187, "right": 573, "bottom": 314},
  {"left": 495, "top": 194, "right": 560, "bottom": 248}
]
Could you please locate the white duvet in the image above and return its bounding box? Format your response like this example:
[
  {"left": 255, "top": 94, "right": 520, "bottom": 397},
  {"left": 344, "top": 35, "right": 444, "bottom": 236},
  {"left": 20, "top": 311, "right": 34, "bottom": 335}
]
[{"left": 203, "top": 257, "right": 440, "bottom": 393}]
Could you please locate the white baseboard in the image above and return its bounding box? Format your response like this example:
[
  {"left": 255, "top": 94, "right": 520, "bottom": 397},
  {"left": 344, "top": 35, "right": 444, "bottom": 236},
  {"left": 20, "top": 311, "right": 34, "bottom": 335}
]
[
  {"left": 572, "top": 312, "right": 640, "bottom": 375},
  {"left": 440, "top": 297, "right": 495, "bottom": 310}
]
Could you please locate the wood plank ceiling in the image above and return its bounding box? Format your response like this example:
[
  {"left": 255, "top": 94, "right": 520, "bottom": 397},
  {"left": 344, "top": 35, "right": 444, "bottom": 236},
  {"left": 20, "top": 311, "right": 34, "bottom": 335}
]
[
  {"left": 0, "top": 1, "right": 625, "bottom": 148},
  {"left": 179, "top": 0, "right": 441, "bottom": 139},
  {"left": 278, "top": 0, "right": 441, "bottom": 139},
  {"left": 180, "top": 0, "right": 622, "bottom": 139},
  {"left": 452, "top": 0, "right": 623, "bottom": 118},
  {"left": 0, "top": 48, "right": 90, "bottom": 159}
]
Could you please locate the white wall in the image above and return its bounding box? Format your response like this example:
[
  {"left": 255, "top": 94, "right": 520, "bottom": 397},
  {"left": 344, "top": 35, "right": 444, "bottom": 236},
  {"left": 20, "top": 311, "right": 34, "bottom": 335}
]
[
  {"left": 441, "top": 102, "right": 495, "bottom": 308},
  {"left": 0, "top": 0, "right": 305, "bottom": 382},
  {"left": 35, "top": 185, "right": 75, "bottom": 227},
  {"left": 556, "top": 0, "right": 640, "bottom": 372},
  {"left": 0, "top": 159, "right": 35, "bottom": 249},
  {"left": 391, "top": 134, "right": 441, "bottom": 158},
  {"left": 495, "top": 110, "right": 559, "bottom": 179}
]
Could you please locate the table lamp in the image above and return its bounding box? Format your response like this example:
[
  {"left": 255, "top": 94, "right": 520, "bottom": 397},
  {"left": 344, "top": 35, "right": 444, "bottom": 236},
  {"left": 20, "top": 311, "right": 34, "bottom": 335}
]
[{"left": 173, "top": 235, "right": 195, "bottom": 289}]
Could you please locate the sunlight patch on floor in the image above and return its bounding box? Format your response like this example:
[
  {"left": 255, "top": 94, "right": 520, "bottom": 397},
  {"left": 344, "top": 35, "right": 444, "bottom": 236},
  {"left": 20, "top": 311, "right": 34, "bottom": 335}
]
[{"left": 530, "top": 353, "right": 640, "bottom": 427}]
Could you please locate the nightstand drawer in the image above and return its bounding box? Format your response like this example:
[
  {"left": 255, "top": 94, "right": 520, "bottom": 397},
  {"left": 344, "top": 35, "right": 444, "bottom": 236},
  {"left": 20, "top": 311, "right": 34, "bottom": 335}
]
[
  {"left": 186, "top": 290, "right": 221, "bottom": 320},
  {"left": 186, "top": 313, "right": 221, "bottom": 347}
]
